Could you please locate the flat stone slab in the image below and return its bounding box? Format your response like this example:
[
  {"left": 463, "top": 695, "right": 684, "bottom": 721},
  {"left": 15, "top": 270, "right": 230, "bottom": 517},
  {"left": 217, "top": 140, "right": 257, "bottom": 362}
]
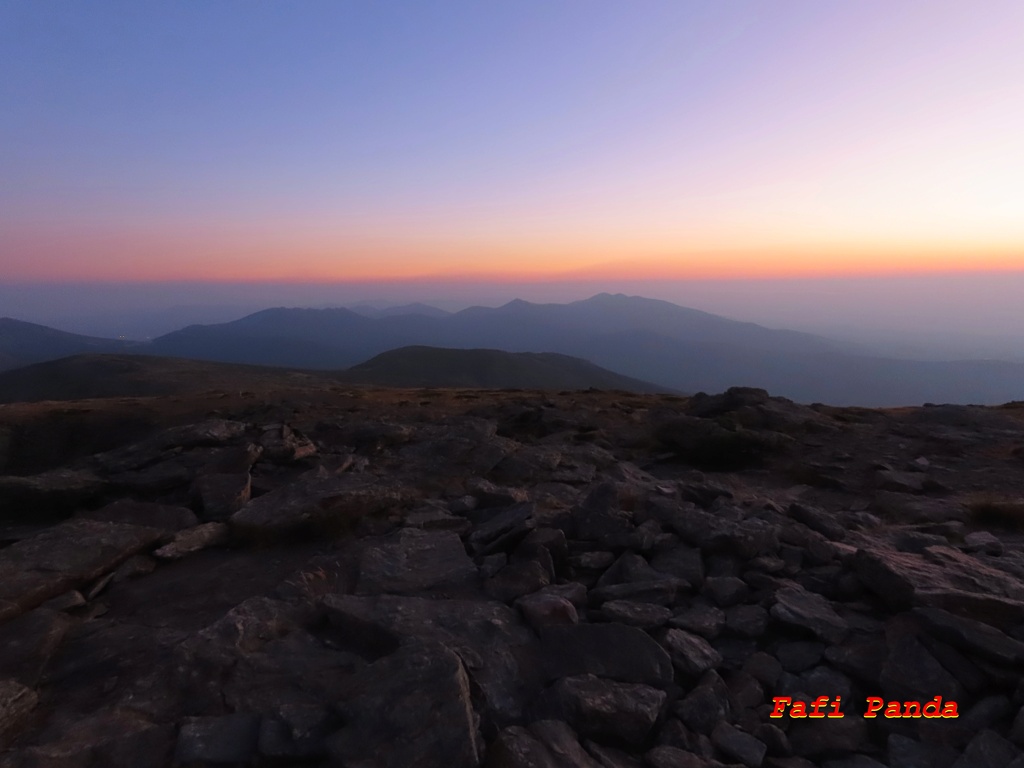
[
  {"left": 855, "top": 545, "right": 1024, "bottom": 627},
  {"left": 231, "top": 475, "right": 414, "bottom": 538},
  {"left": 0, "top": 519, "right": 163, "bottom": 624},
  {"left": 327, "top": 641, "right": 482, "bottom": 768},
  {"left": 539, "top": 623, "right": 674, "bottom": 687},
  {"left": 355, "top": 528, "right": 478, "bottom": 595}
]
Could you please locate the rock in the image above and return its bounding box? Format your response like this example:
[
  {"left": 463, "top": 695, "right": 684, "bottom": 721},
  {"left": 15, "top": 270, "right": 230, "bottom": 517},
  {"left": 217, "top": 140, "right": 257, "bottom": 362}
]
[
  {"left": 572, "top": 482, "right": 635, "bottom": 546},
  {"left": 661, "top": 628, "right": 723, "bottom": 678},
  {"left": 654, "top": 416, "right": 788, "bottom": 470},
  {"left": 517, "top": 593, "right": 579, "bottom": 631},
  {"left": 1012, "top": 707, "right": 1024, "bottom": 746},
  {"left": 965, "top": 531, "right": 1005, "bottom": 556},
  {"left": 532, "top": 674, "right": 666, "bottom": 748},
  {"left": 486, "top": 560, "right": 551, "bottom": 602},
  {"left": 887, "top": 733, "right": 959, "bottom": 768},
  {"left": 467, "top": 502, "right": 536, "bottom": 556},
  {"left": 649, "top": 546, "right": 705, "bottom": 586},
  {"left": 174, "top": 713, "right": 261, "bottom": 765},
  {"left": 230, "top": 474, "right": 415, "bottom": 539},
  {"left": 787, "top": 503, "right": 846, "bottom": 541},
  {"left": 529, "top": 720, "right": 604, "bottom": 768},
  {"left": 79, "top": 499, "right": 198, "bottom": 533},
  {"left": 645, "top": 744, "right": 719, "bottom": 767},
  {"left": 726, "top": 605, "right": 769, "bottom": 638},
  {"left": 0, "top": 469, "right": 105, "bottom": 521},
  {"left": 191, "top": 472, "right": 251, "bottom": 520},
  {"left": 775, "top": 641, "right": 824, "bottom": 673},
  {"left": 951, "top": 729, "right": 1020, "bottom": 768},
  {"left": 327, "top": 642, "right": 482, "bottom": 768},
  {"left": 0, "top": 680, "right": 37, "bottom": 749},
  {"left": 880, "top": 632, "right": 964, "bottom": 703},
  {"left": 5, "top": 708, "right": 174, "bottom": 767},
  {"left": 676, "top": 671, "right": 730, "bottom": 734},
  {"left": 769, "top": 585, "right": 849, "bottom": 644},
  {"left": 711, "top": 721, "right": 767, "bottom": 768},
  {"left": 590, "top": 579, "right": 684, "bottom": 607},
  {"left": 599, "top": 600, "right": 672, "bottom": 628},
  {"left": 356, "top": 528, "right": 478, "bottom": 595},
  {"left": 670, "top": 604, "right": 726, "bottom": 639},
  {"left": 0, "top": 519, "right": 163, "bottom": 623},
  {"left": 322, "top": 594, "right": 536, "bottom": 725},
  {"left": 787, "top": 717, "right": 867, "bottom": 759},
  {"left": 257, "top": 703, "right": 335, "bottom": 761},
  {"left": 704, "top": 576, "right": 750, "bottom": 608},
  {"left": 487, "top": 725, "right": 562, "bottom": 768},
  {"left": 540, "top": 623, "right": 673, "bottom": 687},
  {"left": 153, "top": 522, "right": 229, "bottom": 560},
  {"left": 914, "top": 606, "right": 1024, "bottom": 666},
  {"left": 260, "top": 424, "right": 317, "bottom": 464},
  {"left": 854, "top": 546, "right": 1024, "bottom": 626}
]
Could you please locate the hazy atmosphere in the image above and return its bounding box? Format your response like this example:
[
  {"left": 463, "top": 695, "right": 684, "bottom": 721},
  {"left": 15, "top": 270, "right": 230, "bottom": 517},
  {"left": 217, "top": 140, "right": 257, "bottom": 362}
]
[{"left": 3, "top": 1, "right": 1024, "bottom": 396}]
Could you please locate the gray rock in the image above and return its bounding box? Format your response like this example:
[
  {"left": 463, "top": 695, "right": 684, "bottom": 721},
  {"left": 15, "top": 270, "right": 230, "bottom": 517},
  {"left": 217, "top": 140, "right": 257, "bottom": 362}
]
[
  {"left": 540, "top": 623, "right": 673, "bottom": 687},
  {"left": 327, "top": 642, "right": 482, "bottom": 768},
  {"left": 529, "top": 720, "right": 603, "bottom": 768},
  {"left": 356, "top": 528, "right": 478, "bottom": 595},
  {"left": 725, "top": 605, "right": 769, "bottom": 637},
  {"left": 322, "top": 594, "right": 536, "bottom": 724},
  {"left": 0, "top": 469, "right": 106, "bottom": 521},
  {"left": 646, "top": 744, "right": 720, "bottom": 767},
  {"left": 880, "top": 632, "right": 964, "bottom": 703},
  {"left": 671, "top": 603, "right": 726, "bottom": 638},
  {"left": 770, "top": 585, "right": 848, "bottom": 643},
  {"left": 704, "top": 576, "right": 750, "bottom": 608},
  {"left": 174, "top": 713, "right": 261, "bottom": 765},
  {"left": 951, "top": 729, "right": 1020, "bottom": 768},
  {"left": 661, "top": 628, "right": 723, "bottom": 678},
  {"left": 153, "top": 522, "right": 229, "bottom": 560},
  {"left": 191, "top": 472, "right": 251, "bottom": 520},
  {"left": 964, "top": 531, "right": 1004, "bottom": 556},
  {"left": 517, "top": 593, "right": 579, "bottom": 631},
  {"left": 485, "top": 560, "right": 551, "bottom": 602},
  {"left": 787, "top": 717, "right": 867, "bottom": 759},
  {"left": 0, "top": 679, "right": 37, "bottom": 749},
  {"left": 887, "top": 733, "right": 959, "bottom": 768},
  {"left": 914, "top": 606, "right": 1024, "bottom": 665},
  {"left": 78, "top": 499, "right": 198, "bottom": 533},
  {"left": 572, "top": 482, "right": 635, "bottom": 546},
  {"left": 0, "top": 519, "right": 163, "bottom": 623},
  {"left": 676, "top": 671, "right": 730, "bottom": 734},
  {"left": 231, "top": 474, "right": 415, "bottom": 539},
  {"left": 532, "top": 674, "right": 666, "bottom": 748},
  {"left": 854, "top": 546, "right": 1024, "bottom": 627},
  {"left": 649, "top": 546, "right": 705, "bottom": 586},
  {"left": 599, "top": 600, "right": 672, "bottom": 628},
  {"left": 711, "top": 721, "right": 767, "bottom": 768},
  {"left": 590, "top": 579, "right": 685, "bottom": 607}
]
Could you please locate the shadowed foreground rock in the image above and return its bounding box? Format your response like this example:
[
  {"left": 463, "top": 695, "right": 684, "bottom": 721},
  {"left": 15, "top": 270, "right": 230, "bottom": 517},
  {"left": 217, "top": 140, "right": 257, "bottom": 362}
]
[{"left": 1, "top": 385, "right": 1024, "bottom": 766}]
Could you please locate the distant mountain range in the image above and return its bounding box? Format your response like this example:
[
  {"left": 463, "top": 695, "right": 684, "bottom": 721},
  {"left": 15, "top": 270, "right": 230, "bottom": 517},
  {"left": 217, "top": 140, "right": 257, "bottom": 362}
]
[
  {"left": 0, "top": 348, "right": 670, "bottom": 404},
  {"left": 0, "top": 318, "right": 133, "bottom": 372},
  {"left": 3, "top": 293, "right": 1023, "bottom": 405}
]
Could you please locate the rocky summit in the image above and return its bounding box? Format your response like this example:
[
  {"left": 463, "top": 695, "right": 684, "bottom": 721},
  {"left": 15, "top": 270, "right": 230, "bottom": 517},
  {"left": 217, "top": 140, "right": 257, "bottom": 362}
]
[{"left": 2, "top": 384, "right": 1024, "bottom": 767}]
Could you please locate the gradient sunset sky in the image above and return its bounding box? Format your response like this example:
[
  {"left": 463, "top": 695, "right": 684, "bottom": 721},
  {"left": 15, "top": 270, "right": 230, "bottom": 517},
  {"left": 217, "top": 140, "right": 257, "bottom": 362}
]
[{"left": 2, "top": 1, "right": 1023, "bottom": 284}]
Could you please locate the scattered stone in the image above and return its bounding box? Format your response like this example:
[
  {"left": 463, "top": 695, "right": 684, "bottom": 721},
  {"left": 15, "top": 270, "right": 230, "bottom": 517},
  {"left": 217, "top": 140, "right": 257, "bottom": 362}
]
[
  {"left": 327, "top": 642, "right": 482, "bottom": 768},
  {"left": 174, "top": 713, "right": 261, "bottom": 765},
  {"left": 0, "top": 680, "right": 38, "bottom": 747},
  {"left": 662, "top": 628, "right": 723, "bottom": 678},
  {"left": 540, "top": 623, "right": 674, "bottom": 687},
  {"left": 770, "top": 585, "right": 849, "bottom": 643},
  {"left": 532, "top": 674, "right": 666, "bottom": 748},
  {"left": 711, "top": 721, "right": 767, "bottom": 768},
  {"left": 356, "top": 528, "right": 478, "bottom": 595},
  {"left": 153, "top": 522, "right": 229, "bottom": 560}
]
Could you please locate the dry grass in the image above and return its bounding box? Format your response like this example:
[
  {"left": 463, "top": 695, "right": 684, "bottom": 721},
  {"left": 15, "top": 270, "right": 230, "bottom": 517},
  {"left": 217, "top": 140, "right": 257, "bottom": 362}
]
[{"left": 965, "top": 493, "right": 1024, "bottom": 531}]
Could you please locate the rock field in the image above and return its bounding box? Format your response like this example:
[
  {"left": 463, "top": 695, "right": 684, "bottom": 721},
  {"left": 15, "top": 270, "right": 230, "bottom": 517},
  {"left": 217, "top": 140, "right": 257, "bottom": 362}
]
[{"left": 1, "top": 385, "right": 1024, "bottom": 767}]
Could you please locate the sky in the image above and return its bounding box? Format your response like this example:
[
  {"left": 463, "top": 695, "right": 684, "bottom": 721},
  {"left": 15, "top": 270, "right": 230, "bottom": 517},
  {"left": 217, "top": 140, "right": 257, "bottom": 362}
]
[{"left": 1, "top": 1, "right": 1023, "bottom": 350}]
